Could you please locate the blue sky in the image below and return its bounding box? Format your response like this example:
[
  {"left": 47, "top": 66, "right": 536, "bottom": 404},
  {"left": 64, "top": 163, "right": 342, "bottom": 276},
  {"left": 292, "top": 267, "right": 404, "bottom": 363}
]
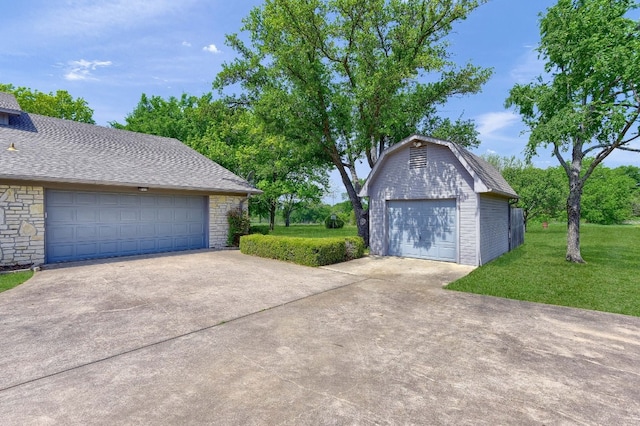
[{"left": 2, "top": 0, "right": 639, "bottom": 197}]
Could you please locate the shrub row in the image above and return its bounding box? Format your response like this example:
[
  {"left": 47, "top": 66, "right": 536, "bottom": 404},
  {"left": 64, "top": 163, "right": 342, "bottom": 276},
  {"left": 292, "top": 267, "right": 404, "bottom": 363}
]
[
  {"left": 240, "top": 235, "right": 365, "bottom": 267},
  {"left": 249, "top": 225, "right": 270, "bottom": 235}
]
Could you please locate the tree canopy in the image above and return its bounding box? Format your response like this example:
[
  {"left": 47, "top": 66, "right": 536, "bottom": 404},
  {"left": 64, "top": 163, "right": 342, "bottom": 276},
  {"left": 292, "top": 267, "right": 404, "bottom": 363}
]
[
  {"left": 113, "top": 93, "right": 329, "bottom": 230},
  {"left": 110, "top": 93, "right": 217, "bottom": 142},
  {"left": 506, "top": 0, "right": 640, "bottom": 262},
  {"left": 216, "top": 0, "right": 492, "bottom": 244},
  {"left": 0, "top": 83, "right": 94, "bottom": 124}
]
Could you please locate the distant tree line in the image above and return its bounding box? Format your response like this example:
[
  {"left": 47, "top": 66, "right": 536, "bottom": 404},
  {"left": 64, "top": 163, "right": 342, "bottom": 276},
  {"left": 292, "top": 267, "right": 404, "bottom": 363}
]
[{"left": 484, "top": 154, "right": 640, "bottom": 229}]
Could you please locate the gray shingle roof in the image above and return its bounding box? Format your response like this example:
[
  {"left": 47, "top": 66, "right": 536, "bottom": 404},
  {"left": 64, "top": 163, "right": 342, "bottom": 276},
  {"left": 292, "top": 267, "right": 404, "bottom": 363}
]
[
  {"left": 0, "top": 94, "right": 260, "bottom": 194},
  {"left": 0, "top": 92, "right": 23, "bottom": 115},
  {"left": 359, "top": 134, "right": 518, "bottom": 198}
]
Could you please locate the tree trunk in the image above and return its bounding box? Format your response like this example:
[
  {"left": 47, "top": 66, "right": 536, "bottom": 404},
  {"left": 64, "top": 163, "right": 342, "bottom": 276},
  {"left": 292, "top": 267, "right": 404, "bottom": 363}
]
[
  {"left": 269, "top": 201, "right": 276, "bottom": 231},
  {"left": 566, "top": 171, "right": 585, "bottom": 263},
  {"left": 284, "top": 209, "right": 291, "bottom": 227},
  {"left": 335, "top": 160, "right": 369, "bottom": 246}
]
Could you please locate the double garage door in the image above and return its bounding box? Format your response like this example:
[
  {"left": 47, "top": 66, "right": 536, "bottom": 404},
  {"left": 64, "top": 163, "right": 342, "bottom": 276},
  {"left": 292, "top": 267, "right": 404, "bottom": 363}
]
[
  {"left": 45, "top": 190, "right": 207, "bottom": 263},
  {"left": 388, "top": 199, "right": 457, "bottom": 262}
]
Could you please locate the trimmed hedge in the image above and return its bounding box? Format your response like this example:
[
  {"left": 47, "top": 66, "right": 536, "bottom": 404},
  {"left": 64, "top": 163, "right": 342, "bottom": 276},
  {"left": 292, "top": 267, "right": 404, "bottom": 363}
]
[
  {"left": 240, "top": 235, "right": 365, "bottom": 267},
  {"left": 344, "top": 236, "right": 365, "bottom": 261}
]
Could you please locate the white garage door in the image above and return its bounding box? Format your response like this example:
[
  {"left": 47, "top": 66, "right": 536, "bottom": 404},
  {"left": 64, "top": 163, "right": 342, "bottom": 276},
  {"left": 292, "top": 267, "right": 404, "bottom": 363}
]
[
  {"left": 46, "top": 190, "right": 207, "bottom": 263},
  {"left": 388, "top": 199, "right": 457, "bottom": 262}
]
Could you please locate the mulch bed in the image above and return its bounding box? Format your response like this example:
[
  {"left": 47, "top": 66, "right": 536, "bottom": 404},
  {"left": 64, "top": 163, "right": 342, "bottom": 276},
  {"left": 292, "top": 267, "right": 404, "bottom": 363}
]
[{"left": 0, "top": 264, "right": 34, "bottom": 273}]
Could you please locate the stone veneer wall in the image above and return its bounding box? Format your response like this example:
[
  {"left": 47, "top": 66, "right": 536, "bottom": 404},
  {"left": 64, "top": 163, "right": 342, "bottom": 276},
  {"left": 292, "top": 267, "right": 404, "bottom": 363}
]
[
  {"left": 208, "top": 194, "right": 247, "bottom": 248},
  {"left": 0, "top": 185, "right": 45, "bottom": 267}
]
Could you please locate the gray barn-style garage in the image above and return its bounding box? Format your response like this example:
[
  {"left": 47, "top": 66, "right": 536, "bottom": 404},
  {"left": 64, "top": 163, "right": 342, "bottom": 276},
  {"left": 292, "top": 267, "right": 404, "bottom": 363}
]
[
  {"left": 0, "top": 92, "right": 260, "bottom": 267},
  {"left": 360, "top": 135, "right": 519, "bottom": 266}
]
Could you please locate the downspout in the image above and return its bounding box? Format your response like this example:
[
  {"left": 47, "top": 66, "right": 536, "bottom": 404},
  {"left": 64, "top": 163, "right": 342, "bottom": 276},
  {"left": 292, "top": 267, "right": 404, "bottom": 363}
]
[{"left": 476, "top": 193, "right": 482, "bottom": 266}]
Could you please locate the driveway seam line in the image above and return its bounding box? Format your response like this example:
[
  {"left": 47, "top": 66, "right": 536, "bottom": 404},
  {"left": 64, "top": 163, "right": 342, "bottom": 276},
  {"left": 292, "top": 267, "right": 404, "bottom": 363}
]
[{"left": 0, "top": 275, "right": 370, "bottom": 394}]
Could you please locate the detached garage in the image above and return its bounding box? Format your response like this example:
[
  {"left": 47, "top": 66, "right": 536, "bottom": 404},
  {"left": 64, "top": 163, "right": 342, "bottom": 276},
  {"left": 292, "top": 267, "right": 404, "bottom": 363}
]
[
  {"left": 360, "top": 135, "right": 519, "bottom": 266},
  {"left": 0, "top": 92, "right": 260, "bottom": 267}
]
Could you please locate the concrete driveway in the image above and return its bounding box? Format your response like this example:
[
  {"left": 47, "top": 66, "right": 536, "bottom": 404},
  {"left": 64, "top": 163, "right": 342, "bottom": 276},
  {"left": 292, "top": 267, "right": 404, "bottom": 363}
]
[{"left": 0, "top": 251, "right": 639, "bottom": 425}]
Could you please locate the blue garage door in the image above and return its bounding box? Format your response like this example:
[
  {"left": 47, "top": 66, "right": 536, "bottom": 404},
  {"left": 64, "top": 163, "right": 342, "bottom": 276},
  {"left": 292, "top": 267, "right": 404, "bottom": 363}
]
[
  {"left": 388, "top": 199, "right": 457, "bottom": 262},
  {"left": 46, "top": 190, "right": 207, "bottom": 263}
]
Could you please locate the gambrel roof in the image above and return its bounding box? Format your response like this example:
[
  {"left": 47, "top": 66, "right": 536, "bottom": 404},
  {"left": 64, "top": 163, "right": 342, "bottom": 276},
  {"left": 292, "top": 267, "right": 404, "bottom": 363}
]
[
  {"left": 0, "top": 93, "right": 259, "bottom": 194},
  {"left": 359, "top": 134, "right": 518, "bottom": 199}
]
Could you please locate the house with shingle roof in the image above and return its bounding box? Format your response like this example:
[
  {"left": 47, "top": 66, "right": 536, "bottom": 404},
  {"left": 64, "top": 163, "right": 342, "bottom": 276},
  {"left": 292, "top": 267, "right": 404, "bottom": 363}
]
[
  {"left": 0, "top": 92, "right": 260, "bottom": 266},
  {"left": 359, "top": 134, "right": 520, "bottom": 266}
]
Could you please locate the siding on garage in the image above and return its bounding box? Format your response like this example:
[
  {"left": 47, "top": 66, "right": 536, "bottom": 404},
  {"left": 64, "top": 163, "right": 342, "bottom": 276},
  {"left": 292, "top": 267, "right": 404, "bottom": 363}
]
[
  {"left": 368, "top": 143, "right": 478, "bottom": 266},
  {"left": 479, "top": 194, "right": 510, "bottom": 265},
  {"left": 0, "top": 184, "right": 45, "bottom": 267}
]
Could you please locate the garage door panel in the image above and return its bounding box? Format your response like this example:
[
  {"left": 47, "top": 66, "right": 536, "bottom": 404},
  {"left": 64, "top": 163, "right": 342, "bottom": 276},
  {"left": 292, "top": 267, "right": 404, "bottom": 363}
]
[
  {"left": 99, "top": 209, "right": 119, "bottom": 223},
  {"left": 120, "top": 224, "right": 138, "bottom": 237},
  {"left": 158, "top": 209, "right": 174, "bottom": 221},
  {"left": 140, "top": 208, "right": 157, "bottom": 221},
  {"left": 157, "top": 238, "right": 174, "bottom": 250},
  {"left": 174, "top": 237, "right": 190, "bottom": 249},
  {"left": 139, "top": 224, "right": 156, "bottom": 237},
  {"left": 76, "top": 193, "right": 98, "bottom": 204},
  {"left": 139, "top": 239, "right": 157, "bottom": 251},
  {"left": 173, "top": 223, "right": 188, "bottom": 234},
  {"left": 76, "top": 243, "right": 99, "bottom": 257},
  {"left": 99, "top": 225, "right": 119, "bottom": 239},
  {"left": 48, "top": 226, "right": 74, "bottom": 242},
  {"left": 119, "top": 194, "right": 139, "bottom": 205},
  {"left": 76, "top": 226, "right": 98, "bottom": 241},
  {"left": 49, "top": 191, "right": 74, "bottom": 204},
  {"left": 77, "top": 208, "right": 98, "bottom": 222},
  {"left": 120, "top": 209, "right": 138, "bottom": 221},
  {"left": 157, "top": 196, "right": 174, "bottom": 207},
  {"left": 46, "top": 190, "right": 207, "bottom": 263},
  {"left": 174, "top": 209, "right": 188, "bottom": 221},
  {"left": 99, "top": 193, "right": 119, "bottom": 205},
  {"left": 188, "top": 209, "right": 204, "bottom": 221},
  {"left": 48, "top": 207, "right": 74, "bottom": 223},
  {"left": 119, "top": 240, "right": 139, "bottom": 253},
  {"left": 189, "top": 223, "right": 204, "bottom": 233},
  {"left": 98, "top": 242, "right": 118, "bottom": 255},
  {"left": 48, "top": 244, "right": 74, "bottom": 259},
  {"left": 388, "top": 199, "right": 457, "bottom": 262}
]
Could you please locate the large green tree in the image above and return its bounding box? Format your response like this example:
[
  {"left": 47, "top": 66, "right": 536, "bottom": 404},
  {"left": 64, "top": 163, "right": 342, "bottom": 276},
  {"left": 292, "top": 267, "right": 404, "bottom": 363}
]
[
  {"left": 216, "top": 0, "right": 492, "bottom": 244},
  {"left": 114, "top": 93, "right": 329, "bottom": 230},
  {"left": 110, "top": 93, "right": 217, "bottom": 142},
  {"left": 0, "top": 83, "right": 94, "bottom": 123},
  {"left": 198, "top": 107, "right": 328, "bottom": 230},
  {"left": 506, "top": 0, "right": 640, "bottom": 262},
  {"left": 581, "top": 165, "right": 636, "bottom": 224},
  {"left": 484, "top": 155, "right": 566, "bottom": 229}
]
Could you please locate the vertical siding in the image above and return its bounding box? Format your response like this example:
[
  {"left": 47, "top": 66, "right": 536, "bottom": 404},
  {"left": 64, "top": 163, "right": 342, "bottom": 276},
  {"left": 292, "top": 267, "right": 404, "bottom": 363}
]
[
  {"left": 479, "top": 194, "right": 510, "bottom": 264},
  {"left": 369, "top": 144, "right": 478, "bottom": 265}
]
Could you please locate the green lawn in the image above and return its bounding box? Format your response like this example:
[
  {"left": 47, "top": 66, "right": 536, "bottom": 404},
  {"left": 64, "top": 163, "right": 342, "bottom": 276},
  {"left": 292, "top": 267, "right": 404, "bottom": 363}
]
[
  {"left": 446, "top": 223, "right": 640, "bottom": 317},
  {"left": 270, "top": 224, "right": 358, "bottom": 238},
  {"left": 0, "top": 271, "right": 33, "bottom": 293}
]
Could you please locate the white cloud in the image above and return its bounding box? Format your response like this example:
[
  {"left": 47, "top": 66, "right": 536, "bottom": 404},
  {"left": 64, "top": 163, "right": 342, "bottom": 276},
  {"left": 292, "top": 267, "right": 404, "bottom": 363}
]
[
  {"left": 182, "top": 41, "right": 192, "bottom": 47},
  {"left": 34, "top": 0, "right": 197, "bottom": 38},
  {"left": 510, "top": 48, "right": 545, "bottom": 84},
  {"left": 476, "top": 111, "right": 520, "bottom": 138},
  {"left": 202, "top": 44, "right": 221, "bottom": 54},
  {"left": 64, "top": 59, "right": 112, "bottom": 81}
]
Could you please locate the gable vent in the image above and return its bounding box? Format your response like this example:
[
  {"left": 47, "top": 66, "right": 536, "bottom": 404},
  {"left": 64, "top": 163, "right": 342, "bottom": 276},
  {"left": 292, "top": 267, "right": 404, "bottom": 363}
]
[{"left": 409, "top": 145, "right": 428, "bottom": 169}]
